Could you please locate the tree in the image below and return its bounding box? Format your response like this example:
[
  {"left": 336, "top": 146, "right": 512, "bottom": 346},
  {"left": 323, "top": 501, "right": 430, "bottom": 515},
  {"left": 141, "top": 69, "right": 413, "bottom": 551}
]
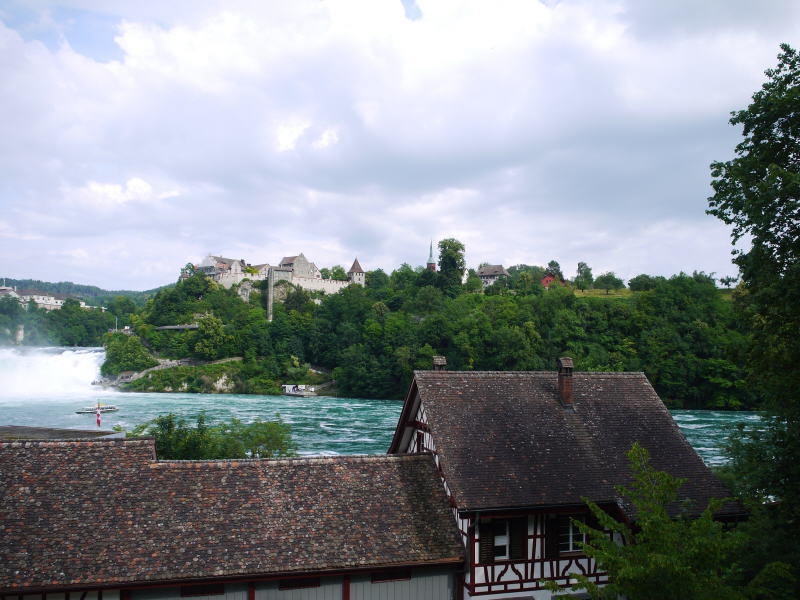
[
  {"left": 594, "top": 272, "right": 624, "bottom": 294},
  {"left": 575, "top": 261, "right": 593, "bottom": 291},
  {"left": 563, "top": 443, "right": 793, "bottom": 600},
  {"left": 628, "top": 274, "right": 664, "bottom": 292},
  {"left": 130, "top": 413, "right": 296, "bottom": 459},
  {"left": 719, "top": 275, "right": 738, "bottom": 288},
  {"left": 329, "top": 265, "right": 348, "bottom": 280},
  {"left": 101, "top": 333, "right": 158, "bottom": 376},
  {"left": 437, "top": 238, "right": 466, "bottom": 297},
  {"left": 193, "top": 314, "right": 231, "bottom": 360},
  {"left": 708, "top": 43, "right": 800, "bottom": 593},
  {"left": 546, "top": 259, "right": 563, "bottom": 280}
]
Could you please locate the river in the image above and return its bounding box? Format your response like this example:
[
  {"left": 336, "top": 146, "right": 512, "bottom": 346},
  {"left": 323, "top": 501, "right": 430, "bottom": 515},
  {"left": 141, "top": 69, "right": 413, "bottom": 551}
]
[{"left": 0, "top": 347, "right": 760, "bottom": 465}]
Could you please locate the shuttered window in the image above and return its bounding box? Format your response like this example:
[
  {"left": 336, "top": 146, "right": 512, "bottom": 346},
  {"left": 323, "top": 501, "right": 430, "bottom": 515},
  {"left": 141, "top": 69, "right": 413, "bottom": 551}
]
[
  {"left": 479, "top": 520, "right": 495, "bottom": 564},
  {"left": 509, "top": 517, "right": 527, "bottom": 560},
  {"left": 544, "top": 515, "right": 562, "bottom": 560},
  {"left": 478, "top": 517, "right": 528, "bottom": 563}
]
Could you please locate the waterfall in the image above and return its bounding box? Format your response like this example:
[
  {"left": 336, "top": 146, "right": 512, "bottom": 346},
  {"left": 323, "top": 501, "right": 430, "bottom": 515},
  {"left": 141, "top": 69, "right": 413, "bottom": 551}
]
[{"left": 0, "top": 347, "right": 105, "bottom": 399}]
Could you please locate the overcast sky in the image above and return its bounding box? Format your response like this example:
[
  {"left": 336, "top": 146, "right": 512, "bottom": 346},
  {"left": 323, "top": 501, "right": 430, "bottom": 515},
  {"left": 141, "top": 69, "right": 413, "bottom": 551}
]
[{"left": 1, "top": 0, "right": 797, "bottom": 290}]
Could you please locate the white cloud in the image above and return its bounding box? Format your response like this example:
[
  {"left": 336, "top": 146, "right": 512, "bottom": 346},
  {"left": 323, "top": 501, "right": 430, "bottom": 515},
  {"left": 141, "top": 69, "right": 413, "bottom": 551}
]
[
  {"left": 63, "top": 177, "right": 180, "bottom": 210},
  {"left": 0, "top": 0, "right": 794, "bottom": 288}
]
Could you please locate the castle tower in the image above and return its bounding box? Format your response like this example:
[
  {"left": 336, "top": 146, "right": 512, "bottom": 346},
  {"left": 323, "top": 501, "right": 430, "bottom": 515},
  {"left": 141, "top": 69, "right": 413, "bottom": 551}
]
[
  {"left": 426, "top": 241, "right": 436, "bottom": 272},
  {"left": 348, "top": 257, "right": 365, "bottom": 285}
]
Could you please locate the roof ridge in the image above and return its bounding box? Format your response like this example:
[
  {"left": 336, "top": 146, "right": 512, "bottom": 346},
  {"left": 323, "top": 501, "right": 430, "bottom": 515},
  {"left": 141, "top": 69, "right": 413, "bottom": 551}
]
[
  {"left": 0, "top": 437, "right": 154, "bottom": 447},
  {"left": 151, "top": 453, "right": 432, "bottom": 468},
  {"left": 413, "top": 370, "right": 646, "bottom": 377}
]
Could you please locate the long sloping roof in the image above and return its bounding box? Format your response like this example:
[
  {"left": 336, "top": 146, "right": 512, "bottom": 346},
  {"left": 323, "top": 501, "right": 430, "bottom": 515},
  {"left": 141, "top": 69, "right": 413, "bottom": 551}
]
[
  {"left": 0, "top": 439, "right": 463, "bottom": 592},
  {"left": 391, "top": 370, "right": 739, "bottom": 518}
]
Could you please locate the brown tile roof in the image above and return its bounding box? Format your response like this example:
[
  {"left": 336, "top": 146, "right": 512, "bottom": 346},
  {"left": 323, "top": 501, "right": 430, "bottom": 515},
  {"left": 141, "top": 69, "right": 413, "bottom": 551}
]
[
  {"left": 348, "top": 258, "right": 364, "bottom": 274},
  {"left": 0, "top": 426, "right": 119, "bottom": 440},
  {"left": 391, "top": 371, "right": 740, "bottom": 518},
  {"left": 0, "top": 440, "right": 463, "bottom": 592},
  {"left": 476, "top": 265, "right": 508, "bottom": 277}
]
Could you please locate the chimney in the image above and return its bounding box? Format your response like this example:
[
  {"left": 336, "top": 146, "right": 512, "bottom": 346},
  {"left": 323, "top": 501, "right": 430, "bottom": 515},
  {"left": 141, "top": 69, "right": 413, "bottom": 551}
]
[
  {"left": 557, "top": 357, "right": 574, "bottom": 406},
  {"left": 432, "top": 356, "right": 447, "bottom": 371}
]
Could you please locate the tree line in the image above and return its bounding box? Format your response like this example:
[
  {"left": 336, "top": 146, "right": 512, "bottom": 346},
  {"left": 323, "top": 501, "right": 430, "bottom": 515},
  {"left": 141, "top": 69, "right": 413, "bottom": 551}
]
[{"left": 82, "top": 246, "right": 754, "bottom": 411}]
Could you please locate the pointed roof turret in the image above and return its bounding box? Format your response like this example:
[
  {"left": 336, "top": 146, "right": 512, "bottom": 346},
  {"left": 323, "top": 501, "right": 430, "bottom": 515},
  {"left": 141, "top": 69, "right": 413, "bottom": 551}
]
[
  {"left": 428, "top": 240, "right": 435, "bottom": 264},
  {"left": 348, "top": 257, "right": 364, "bottom": 273}
]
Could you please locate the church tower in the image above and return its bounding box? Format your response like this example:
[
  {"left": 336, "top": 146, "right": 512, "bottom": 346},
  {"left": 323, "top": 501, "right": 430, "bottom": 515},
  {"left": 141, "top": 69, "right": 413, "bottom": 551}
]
[{"left": 427, "top": 241, "right": 436, "bottom": 272}]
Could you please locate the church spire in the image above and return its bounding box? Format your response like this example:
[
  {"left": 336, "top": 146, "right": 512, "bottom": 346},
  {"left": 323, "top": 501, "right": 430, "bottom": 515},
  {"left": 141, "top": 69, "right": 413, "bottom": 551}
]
[{"left": 427, "top": 240, "right": 436, "bottom": 272}]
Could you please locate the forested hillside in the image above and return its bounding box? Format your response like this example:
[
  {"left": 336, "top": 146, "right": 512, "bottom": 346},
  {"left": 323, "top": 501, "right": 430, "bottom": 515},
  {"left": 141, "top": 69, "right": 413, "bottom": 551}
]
[
  {"left": 1, "top": 278, "right": 168, "bottom": 307},
  {"left": 105, "top": 255, "right": 755, "bottom": 409}
]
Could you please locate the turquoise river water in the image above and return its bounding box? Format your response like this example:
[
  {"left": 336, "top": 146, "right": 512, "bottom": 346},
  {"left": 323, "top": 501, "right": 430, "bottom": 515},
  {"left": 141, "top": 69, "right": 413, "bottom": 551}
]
[{"left": 0, "top": 347, "right": 760, "bottom": 465}]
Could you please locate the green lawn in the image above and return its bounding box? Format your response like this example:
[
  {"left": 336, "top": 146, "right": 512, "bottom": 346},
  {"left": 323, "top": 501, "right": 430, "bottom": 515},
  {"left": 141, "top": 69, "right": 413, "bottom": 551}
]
[{"left": 574, "top": 288, "right": 633, "bottom": 299}]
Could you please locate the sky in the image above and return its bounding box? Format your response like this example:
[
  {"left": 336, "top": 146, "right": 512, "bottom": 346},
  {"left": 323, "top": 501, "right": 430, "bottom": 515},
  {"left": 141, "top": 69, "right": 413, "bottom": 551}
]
[{"left": 1, "top": 0, "right": 798, "bottom": 291}]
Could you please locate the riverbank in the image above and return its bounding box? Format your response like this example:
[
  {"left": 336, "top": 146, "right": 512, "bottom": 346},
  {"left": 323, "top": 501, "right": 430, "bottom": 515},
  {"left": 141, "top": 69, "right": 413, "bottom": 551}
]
[{"left": 114, "top": 359, "right": 334, "bottom": 396}]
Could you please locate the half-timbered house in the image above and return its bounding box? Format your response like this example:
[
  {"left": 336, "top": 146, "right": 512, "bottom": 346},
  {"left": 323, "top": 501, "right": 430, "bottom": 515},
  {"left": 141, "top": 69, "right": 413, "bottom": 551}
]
[{"left": 388, "top": 358, "right": 742, "bottom": 599}]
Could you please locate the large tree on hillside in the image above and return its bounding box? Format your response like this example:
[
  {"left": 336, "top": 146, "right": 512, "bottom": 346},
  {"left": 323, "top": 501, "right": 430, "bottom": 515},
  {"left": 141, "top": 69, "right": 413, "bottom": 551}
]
[
  {"left": 575, "top": 261, "right": 594, "bottom": 291},
  {"left": 437, "top": 238, "right": 466, "bottom": 297},
  {"left": 708, "top": 43, "right": 800, "bottom": 589}
]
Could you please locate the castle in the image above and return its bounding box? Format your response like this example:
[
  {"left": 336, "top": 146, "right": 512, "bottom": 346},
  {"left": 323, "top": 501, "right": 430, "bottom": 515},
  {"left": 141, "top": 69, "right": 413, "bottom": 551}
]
[{"left": 196, "top": 252, "right": 364, "bottom": 320}]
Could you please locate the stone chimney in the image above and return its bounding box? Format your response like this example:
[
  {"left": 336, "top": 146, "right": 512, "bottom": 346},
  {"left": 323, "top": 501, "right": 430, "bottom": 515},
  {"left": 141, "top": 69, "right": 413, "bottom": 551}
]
[
  {"left": 432, "top": 356, "right": 447, "bottom": 371},
  {"left": 557, "top": 357, "right": 574, "bottom": 406}
]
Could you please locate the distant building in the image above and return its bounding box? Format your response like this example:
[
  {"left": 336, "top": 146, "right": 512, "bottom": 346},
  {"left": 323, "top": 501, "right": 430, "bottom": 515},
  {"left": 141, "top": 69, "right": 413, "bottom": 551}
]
[
  {"left": 2, "top": 287, "right": 91, "bottom": 311},
  {"left": 426, "top": 241, "right": 436, "bottom": 272},
  {"left": 476, "top": 264, "right": 509, "bottom": 287},
  {"left": 540, "top": 274, "right": 564, "bottom": 289},
  {"left": 195, "top": 252, "right": 365, "bottom": 320}
]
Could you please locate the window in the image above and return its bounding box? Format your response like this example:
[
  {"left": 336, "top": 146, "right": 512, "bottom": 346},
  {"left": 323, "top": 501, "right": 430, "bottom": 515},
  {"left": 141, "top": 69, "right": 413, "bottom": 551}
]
[
  {"left": 479, "top": 517, "right": 527, "bottom": 563},
  {"left": 180, "top": 584, "right": 225, "bottom": 597},
  {"left": 558, "top": 516, "right": 587, "bottom": 553},
  {"left": 371, "top": 568, "right": 412, "bottom": 583},
  {"left": 278, "top": 578, "right": 321, "bottom": 590},
  {"left": 493, "top": 520, "right": 510, "bottom": 559}
]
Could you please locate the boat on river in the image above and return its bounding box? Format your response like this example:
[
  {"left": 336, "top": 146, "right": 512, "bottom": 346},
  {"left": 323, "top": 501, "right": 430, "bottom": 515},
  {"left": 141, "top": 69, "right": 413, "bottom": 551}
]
[
  {"left": 281, "top": 384, "right": 317, "bottom": 397},
  {"left": 75, "top": 404, "right": 119, "bottom": 414}
]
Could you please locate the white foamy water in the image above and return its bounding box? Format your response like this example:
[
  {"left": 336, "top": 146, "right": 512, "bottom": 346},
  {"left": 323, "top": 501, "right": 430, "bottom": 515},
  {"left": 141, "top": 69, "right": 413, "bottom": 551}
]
[{"left": 0, "top": 346, "right": 107, "bottom": 398}]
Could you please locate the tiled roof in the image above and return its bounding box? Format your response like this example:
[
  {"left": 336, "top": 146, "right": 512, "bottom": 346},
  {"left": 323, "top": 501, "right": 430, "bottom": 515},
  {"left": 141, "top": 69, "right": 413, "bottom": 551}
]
[
  {"left": 280, "top": 256, "right": 298, "bottom": 266},
  {"left": 477, "top": 265, "right": 508, "bottom": 277},
  {"left": 348, "top": 258, "right": 364, "bottom": 273},
  {"left": 393, "top": 371, "right": 740, "bottom": 518},
  {"left": 0, "top": 440, "right": 463, "bottom": 592},
  {"left": 0, "top": 426, "right": 119, "bottom": 440}
]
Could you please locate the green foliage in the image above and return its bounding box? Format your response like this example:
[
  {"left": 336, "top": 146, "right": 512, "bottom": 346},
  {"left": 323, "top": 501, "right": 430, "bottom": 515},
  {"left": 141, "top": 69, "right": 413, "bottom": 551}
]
[
  {"left": 563, "top": 443, "right": 793, "bottom": 600},
  {"left": 0, "top": 277, "right": 165, "bottom": 307},
  {"left": 97, "top": 241, "right": 754, "bottom": 408},
  {"left": 546, "top": 259, "right": 563, "bottom": 280},
  {"left": 708, "top": 44, "right": 800, "bottom": 591},
  {"left": 437, "top": 238, "right": 466, "bottom": 297},
  {"left": 574, "top": 261, "right": 593, "bottom": 291},
  {"left": 329, "top": 265, "right": 348, "bottom": 280},
  {"left": 130, "top": 413, "right": 296, "bottom": 459},
  {"left": 628, "top": 273, "right": 665, "bottom": 291},
  {"left": 124, "top": 361, "right": 282, "bottom": 394},
  {"left": 594, "top": 272, "right": 625, "bottom": 294},
  {"left": 193, "top": 314, "right": 232, "bottom": 360},
  {"left": 101, "top": 333, "right": 158, "bottom": 376}
]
